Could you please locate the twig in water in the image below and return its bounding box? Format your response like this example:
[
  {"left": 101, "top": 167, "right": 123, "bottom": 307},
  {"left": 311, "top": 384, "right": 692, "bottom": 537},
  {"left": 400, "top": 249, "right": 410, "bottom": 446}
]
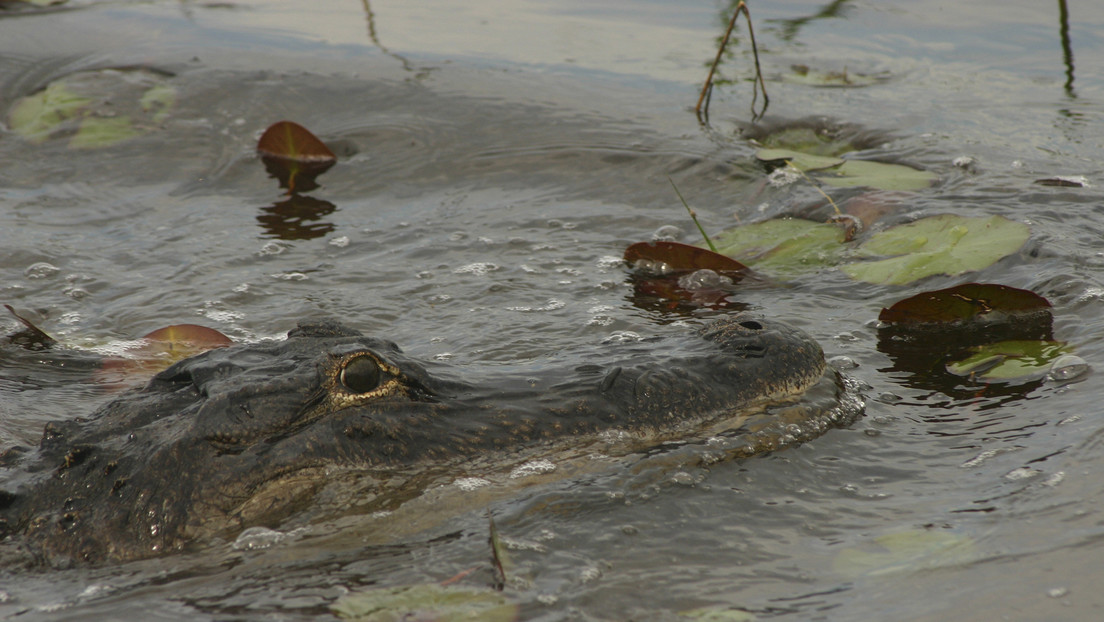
[{"left": 695, "top": 1, "right": 769, "bottom": 123}]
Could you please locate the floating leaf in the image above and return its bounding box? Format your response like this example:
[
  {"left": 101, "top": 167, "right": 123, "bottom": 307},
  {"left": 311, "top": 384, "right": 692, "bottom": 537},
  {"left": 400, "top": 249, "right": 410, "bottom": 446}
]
[
  {"left": 842, "top": 215, "right": 1029, "bottom": 285},
  {"left": 946, "top": 340, "right": 1072, "bottom": 383},
  {"left": 70, "top": 116, "right": 143, "bottom": 149},
  {"left": 1033, "top": 176, "right": 1087, "bottom": 188},
  {"left": 879, "top": 283, "right": 1051, "bottom": 325},
  {"left": 98, "top": 324, "right": 232, "bottom": 386},
  {"left": 711, "top": 218, "right": 847, "bottom": 278},
  {"left": 784, "top": 64, "right": 889, "bottom": 88},
  {"left": 7, "top": 68, "right": 176, "bottom": 148},
  {"left": 680, "top": 607, "right": 757, "bottom": 621},
  {"left": 8, "top": 82, "right": 90, "bottom": 143},
  {"left": 257, "top": 120, "right": 337, "bottom": 194},
  {"left": 756, "top": 148, "right": 936, "bottom": 191},
  {"left": 624, "top": 241, "right": 750, "bottom": 277},
  {"left": 332, "top": 584, "right": 517, "bottom": 622},
  {"left": 832, "top": 529, "right": 975, "bottom": 578}
]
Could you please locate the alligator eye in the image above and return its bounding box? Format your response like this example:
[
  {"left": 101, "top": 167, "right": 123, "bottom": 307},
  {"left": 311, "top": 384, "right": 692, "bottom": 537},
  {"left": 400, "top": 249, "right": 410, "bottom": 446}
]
[{"left": 340, "top": 356, "right": 382, "bottom": 393}]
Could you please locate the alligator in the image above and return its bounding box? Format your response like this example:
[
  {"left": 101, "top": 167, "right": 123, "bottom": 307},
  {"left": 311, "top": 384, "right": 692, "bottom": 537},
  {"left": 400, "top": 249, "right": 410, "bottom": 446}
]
[{"left": 0, "top": 315, "right": 860, "bottom": 565}]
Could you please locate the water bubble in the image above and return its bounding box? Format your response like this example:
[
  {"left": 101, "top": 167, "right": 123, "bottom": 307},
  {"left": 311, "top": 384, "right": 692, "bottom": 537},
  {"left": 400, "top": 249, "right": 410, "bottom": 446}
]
[
  {"left": 1046, "top": 354, "right": 1089, "bottom": 383},
  {"left": 595, "top": 255, "right": 624, "bottom": 270},
  {"left": 24, "top": 262, "right": 60, "bottom": 279},
  {"left": 329, "top": 236, "right": 349, "bottom": 247},
  {"left": 828, "top": 355, "right": 859, "bottom": 370},
  {"left": 258, "top": 241, "right": 286, "bottom": 255},
  {"left": 651, "top": 225, "right": 684, "bottom": 241},
  {"left": 677, "top": 269, "right": 732, "bottom": 291},
  {"left": 1047, "top": 587, "right": 1069, "bottom": 599}
]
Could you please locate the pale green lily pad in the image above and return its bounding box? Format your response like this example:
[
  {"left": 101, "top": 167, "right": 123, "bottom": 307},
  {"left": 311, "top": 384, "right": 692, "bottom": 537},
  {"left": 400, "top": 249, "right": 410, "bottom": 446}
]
[
  {"left": 332, "top": 584, "right": 516, "bottom": 622},
  {"left": 841, "top": 214, "right": 1029, "bottom": 285},
  {"left": 140, "top": 84, "right": 177, "bottom": 123},
  {"left": 681, "top": 607, "right": 756, "bottom": 621},
  {"left": 946, "top": 340, "right": 1072, "bottom": 383},
  {"left": 756, "top": 128, "right": 854, "bottom": 157},
  {"left": 756, "top": 148, "right": 936, "bottom": 191},
  {"left": 832, "top": 529, "right": 976, "bottom": 578},
  {"left": 8, "top": 68, "right": 176, "bottom": 149},
  {"left": 8, "top": 82, "right": 90, "bottom": 144},
  {"left": 784, "top": 64, "right": 889, "bottom": 88},
  {"left": 712, "top": 218, "right": 847, "bottom": 278},
  {"left": 70, "top": 116, "right": 143, "bottom": 149}
]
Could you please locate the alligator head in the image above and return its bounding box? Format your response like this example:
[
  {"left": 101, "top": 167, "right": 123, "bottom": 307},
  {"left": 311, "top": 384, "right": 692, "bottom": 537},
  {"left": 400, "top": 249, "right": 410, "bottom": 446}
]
[{"left": 0, "top": 316, "right": 848, "bottom": 564}]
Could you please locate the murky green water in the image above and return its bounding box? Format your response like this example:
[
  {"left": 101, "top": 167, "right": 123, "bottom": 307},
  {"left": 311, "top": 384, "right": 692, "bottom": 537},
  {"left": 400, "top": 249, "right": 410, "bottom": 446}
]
[{"left": 1, "top": 0, "right": 1103, "bottom": 619}]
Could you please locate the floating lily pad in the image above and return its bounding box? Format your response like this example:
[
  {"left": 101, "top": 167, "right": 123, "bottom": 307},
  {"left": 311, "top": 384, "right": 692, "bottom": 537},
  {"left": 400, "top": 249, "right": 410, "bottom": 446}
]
[
  {"left": 784, "top": 64, "right": 889, "bottom": 88},
  {"left": 332, "top": 584, "right": 517, "bottom": 622},
  {"left": 7, "top": 68, "right": 177, "bottom": 148},
  {"left": 756, "top": 148, "right": 936, "bottom": 191},
  {"left": 832, "top": 529, "right": 976, "bottom": 578},
  {"left": 97, "top": 324, "right": 233, "bottom": 386},
  {"left": 946, "top": 340, "right": 1072, "bottom": 383},
  {"left": 8, "top": 82, "right": 90, "bottom": 143},
  {"left": 842, "top": 214, "right": 1029, "bottom": 285},
  {"left": 879, "top": 283, "right": 1051, "bottom": 325},
  {"left": 2, "top": 304, "right": 57, "bottom": 350},
  {"left": 711, "top": 218, "right": 847, "bottom": 278},
  {"left": 681, "top": 607, "right": 756, "bottom": 621},
  {"left": 624, "top": 240, "right": 750, "bottom": 276},
  {"left": 257, "top": 120, "right": 337, "bottom": 194}
]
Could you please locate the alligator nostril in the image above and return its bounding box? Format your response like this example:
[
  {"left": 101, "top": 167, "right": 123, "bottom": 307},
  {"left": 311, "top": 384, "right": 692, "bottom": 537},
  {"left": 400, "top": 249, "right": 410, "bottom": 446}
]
[{"left": 738, "top": 320, "right": 763, "bottom": 331}]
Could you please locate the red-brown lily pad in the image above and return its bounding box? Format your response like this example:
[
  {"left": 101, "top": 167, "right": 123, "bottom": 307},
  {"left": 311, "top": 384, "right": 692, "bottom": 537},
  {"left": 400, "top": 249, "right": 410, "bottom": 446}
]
[
  {"left": 257, "top": 120, "right": 337, "bottom": 193},
  {"left": 98, "top": 324, "right": 232, "bottom": 387},
  {"left": 879, "top": 283, "right": 1051, "bottom": 325},
  {"left": 624, "top": 241, "right": 751, "bottom": 276}
]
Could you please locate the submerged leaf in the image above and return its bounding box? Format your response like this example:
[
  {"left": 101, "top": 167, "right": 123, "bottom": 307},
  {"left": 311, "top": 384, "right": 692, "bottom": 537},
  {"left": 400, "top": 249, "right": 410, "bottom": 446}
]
[
  {"left": 946, "top": 340, "right": 1072, "bottom": 383},
  {"left": 832, "top": 529, "right": 976, "bottom": 578},
  {"left": 879, "top": 283, "right": 1051, "bottom": 325},
  {"left": 332, "top": 584, "right": 516, "bottom": 622},
  {"left": 8, "top": 68, "right": 176, "bottom": 148},
  {"left": 842, "top": 215, "right": 1029, "bottom": 285},
  {"left": 8, "top": 82, "right": 90, "bottom": 143}
]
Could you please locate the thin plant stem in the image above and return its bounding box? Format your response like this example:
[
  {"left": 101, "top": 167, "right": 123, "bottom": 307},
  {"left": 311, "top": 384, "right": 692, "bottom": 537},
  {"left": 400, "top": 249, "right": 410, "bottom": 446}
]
[{"left": 695, "top": 1, "right": 770, "bottom": 123}]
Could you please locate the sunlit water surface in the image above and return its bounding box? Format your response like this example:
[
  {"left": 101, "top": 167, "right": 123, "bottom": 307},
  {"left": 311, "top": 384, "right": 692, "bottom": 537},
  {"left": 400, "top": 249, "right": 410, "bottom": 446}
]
[{"left": 1, "top": 0, "right": 1104, "bottom": 620}]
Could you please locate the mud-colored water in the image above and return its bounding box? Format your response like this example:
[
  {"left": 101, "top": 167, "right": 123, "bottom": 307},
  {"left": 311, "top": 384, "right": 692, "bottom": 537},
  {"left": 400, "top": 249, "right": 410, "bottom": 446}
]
[{"left": 1, "top": 0, "right": 1103, "bottom": 620}]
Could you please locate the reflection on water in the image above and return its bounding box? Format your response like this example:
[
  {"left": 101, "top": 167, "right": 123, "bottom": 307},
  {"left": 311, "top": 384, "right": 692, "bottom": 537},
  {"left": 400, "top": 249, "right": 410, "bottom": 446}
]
[{"left": 256, "top": 194, "right": 337, "bottom": 240}]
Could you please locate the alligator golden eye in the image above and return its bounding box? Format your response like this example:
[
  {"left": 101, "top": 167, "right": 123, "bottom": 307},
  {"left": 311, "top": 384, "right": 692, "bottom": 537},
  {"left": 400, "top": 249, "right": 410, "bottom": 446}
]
[{"left": 340, "top": 356, "right": 382, "bottom": 393}]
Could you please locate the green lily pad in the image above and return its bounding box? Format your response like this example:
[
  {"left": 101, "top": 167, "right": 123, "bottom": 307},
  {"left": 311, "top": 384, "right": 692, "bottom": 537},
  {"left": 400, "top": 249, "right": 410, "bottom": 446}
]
[
  {"left": 756, "top": 127, "right": 854, "bottom": 157},
  {"left": 832, "top": 529, "right": 976, "bottom": 578},
  {"left": 712, "top": 218, "right": 847, "bottom": 278},
  {"left": 681, "top": 607, "right": 756, "bottom": 621},
  {"left": 756, "top": 148, "right": 936, "bottom": 191},
  {"left": 946, "top": 340, "right": 1072, "bottom": 383},
  {"left": 70, "top": 116, "right": 143, "bottom": 149},
  {"left": 784, "top": 64, "right": 889, "bottom": 88},
  {"left": 8, "top": 82, "right": 90, "bottom": 144},
  {"left": 842, "top": 214, "right": 1029, "bottom": 285},
  {"left": 8, "top": 68, "right": 177, "bottom": 149},
  {"left": 332, "top": 584, "right": 516, "bottom": 622}
]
